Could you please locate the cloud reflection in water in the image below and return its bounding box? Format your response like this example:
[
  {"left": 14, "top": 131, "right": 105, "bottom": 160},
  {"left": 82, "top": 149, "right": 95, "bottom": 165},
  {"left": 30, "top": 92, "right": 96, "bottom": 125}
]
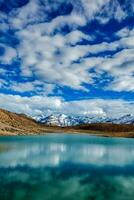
[{"left": 0, "top": 135, "right": 134, "bottom": 168}]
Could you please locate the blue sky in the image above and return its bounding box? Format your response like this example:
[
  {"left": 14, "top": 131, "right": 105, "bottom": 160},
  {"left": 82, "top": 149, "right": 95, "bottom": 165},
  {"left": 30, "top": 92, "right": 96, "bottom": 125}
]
[{"left": 0, "top": 0, "right": 134, "bottom": 117}]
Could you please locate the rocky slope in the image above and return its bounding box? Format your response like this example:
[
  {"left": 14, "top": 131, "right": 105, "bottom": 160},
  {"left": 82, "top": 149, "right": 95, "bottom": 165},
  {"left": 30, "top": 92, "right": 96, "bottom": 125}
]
[{"left": 0, "top": 108, "right": 45, "bottom": 135}]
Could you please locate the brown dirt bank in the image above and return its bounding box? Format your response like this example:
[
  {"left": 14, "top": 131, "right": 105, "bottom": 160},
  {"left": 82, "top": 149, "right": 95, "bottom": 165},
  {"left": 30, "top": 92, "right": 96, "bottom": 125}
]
[{"left": 1, "top": 125, "right": 134, "bottom": 138}]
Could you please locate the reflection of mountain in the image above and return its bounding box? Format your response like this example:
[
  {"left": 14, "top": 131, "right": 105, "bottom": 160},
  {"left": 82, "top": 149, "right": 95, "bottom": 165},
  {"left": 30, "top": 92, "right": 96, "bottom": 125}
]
[
  {"left": 0, "top": 135, "right": 134, "bottom": 200},
  {"left": 0, "top": 135, "right": 134, "bottom": 168},
  {"left": 34, "top": 113, "right": 134, "bottom": 127}
]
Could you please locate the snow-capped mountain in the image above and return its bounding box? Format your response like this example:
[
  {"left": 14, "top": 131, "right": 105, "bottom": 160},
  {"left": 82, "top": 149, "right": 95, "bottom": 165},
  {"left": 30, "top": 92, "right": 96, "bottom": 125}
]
[
  {"left": 39, "top": 114, "right": 73, "bottom": 126},
  {"left": 112, "top": 114, "right": 134, "bottom": 124},
  {"left": 33, "top": 113, "right": 134, "bottom": 127},
  {"left": 34, "top": 114, "right": 79, "bottom": 126},
  {"left": 34, "top": 114, "right": 110, "bottom": 126}
]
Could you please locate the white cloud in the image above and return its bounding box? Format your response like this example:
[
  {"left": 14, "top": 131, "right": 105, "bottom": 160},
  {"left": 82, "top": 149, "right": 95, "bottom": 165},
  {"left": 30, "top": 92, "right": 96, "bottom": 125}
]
[
  {"left": 9, "top": 0, "right": 44, "bottom": 29},
  {"left": 1, "top": 24, "right": 134, "bottom": 93},
  {"left": 116, "top": 27, "right": 134, "bottom": 39},
  {"left": 66, "top": 30, "right": 93, "bottom": 45},
  {"left": 16, "top": 28, "right": 96, "bottom": 90},
  {"left": 14, "top": 24, "right": 134, "bottom": 92},
  {"left": 0, "top": 0, "right": 134, "bottom": 96},
  {"left": 9, "top": 0, "right": 86, "bottom": 30},
  {"left": 6, "top": 0, "right": 132, "bottom": 31},
  {"left": 9, "top": 80, "right": 55, "bottom": 95},
  {"left": 10, "top": 82, "right": 34, "bottom": 93},
  {"left": 0, "top": 94, "right": 63, "bottom": 116},
  {"left": 101, "top": 48, "right": 134, "bottom": 92},
  {"left": 95, "top": 0, "right": 126, "bottom": 23},
  {"left": 62, "top": 99, "right": 134, "bottom": 118},
  {"left": 0, "top": 44, "right": 17, "bottom": 64},
  {"left": 80, "top": 0, "right": 110, "bottom": 19},
  {"left": 0, "top": 78, "right": 7, "bottom": 88},
  {"left": 0, "top": 93, "right": 133, "bottom": 118}
]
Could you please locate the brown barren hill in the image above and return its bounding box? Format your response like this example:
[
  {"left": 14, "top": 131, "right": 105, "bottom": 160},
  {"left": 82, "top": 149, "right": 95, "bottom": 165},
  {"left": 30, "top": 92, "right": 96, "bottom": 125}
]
[
  {"left": 0, "top": 108, "right": 45, "bottom": 135},
  {"left": 69, "top": 123, "right": 134, "bottom": 137}
]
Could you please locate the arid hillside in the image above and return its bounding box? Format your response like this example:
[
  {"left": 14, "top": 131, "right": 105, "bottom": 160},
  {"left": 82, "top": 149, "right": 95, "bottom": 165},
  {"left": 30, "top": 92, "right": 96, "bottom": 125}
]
[
  {"left": 68, "top": 123, "right": 134, "bottom": 137},
  {"left": 0, "top": 108, "right": 45, "bottom": 135},
  {"left": 73, "top": 123, "right": 134, "bottom": 133}
]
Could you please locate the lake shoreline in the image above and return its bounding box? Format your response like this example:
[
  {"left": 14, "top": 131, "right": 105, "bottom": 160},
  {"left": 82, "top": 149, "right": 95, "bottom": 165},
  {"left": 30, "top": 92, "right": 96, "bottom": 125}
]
[{"left": 0, "top": 127, "right": 134, "bottom": 138}]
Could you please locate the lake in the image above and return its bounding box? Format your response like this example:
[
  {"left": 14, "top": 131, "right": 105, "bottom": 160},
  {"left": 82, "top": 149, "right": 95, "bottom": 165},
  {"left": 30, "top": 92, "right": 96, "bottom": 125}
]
[{"left": 0, "top": 134, "right": 134, "bottom": 200}]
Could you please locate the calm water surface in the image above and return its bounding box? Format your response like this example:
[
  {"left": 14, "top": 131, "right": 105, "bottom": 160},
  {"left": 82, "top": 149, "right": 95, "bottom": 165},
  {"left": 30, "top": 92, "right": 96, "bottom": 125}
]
[{"left": 0, "top": 134, "right": 134, "bottom": 200}]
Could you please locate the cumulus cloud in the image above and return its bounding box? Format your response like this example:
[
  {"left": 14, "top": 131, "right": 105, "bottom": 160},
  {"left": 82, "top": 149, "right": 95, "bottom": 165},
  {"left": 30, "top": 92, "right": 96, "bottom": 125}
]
[
  {"left": 0, "top": 25, "right": 134, "bottom": 93},
  {"left": 95, "top": 0, "right": 126, "bottom": 23},
  {"left": 9, "top": 81, "right": 55, "bottom": 94},
  {"left": 116, "top": 27, "right": 134, "bottom": 38},
  {"left": 16, "top": 28, "right": 96, "bottom": 90},
  {"left": 8, "top": 0, "right": 86, "bottom": 30},
  {"left": 0, "top": 44, "right": 17, "bottom": 64},
  {"left": 0, "top": 93, "right": 133, "bottom": 118},
  {"left": 0, "top": 93, "right": 63, "bottom": 116},
  {"left": 101, "top": 48, "right": 134, "bottom": 92},
  {"left": 10, "top": 82, "right": 34, "bottom": 93},
  {"left": 62, "top": 99, "right": 134, "bottom": 118},
  {"left": 0, "top": 0, "right": 134, "bottom": 117},
  {"left": 1, "top": 0, "right": 134, "bottom": 29},
  {"left": 13, "top": 24, "right": 134, "bottom": 91}
]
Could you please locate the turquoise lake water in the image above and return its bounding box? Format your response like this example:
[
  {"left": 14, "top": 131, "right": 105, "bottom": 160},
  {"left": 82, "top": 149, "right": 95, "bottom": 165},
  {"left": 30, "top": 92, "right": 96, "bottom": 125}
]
[{"left": 0, "top": 134, "right": 134, "bottom": 200}]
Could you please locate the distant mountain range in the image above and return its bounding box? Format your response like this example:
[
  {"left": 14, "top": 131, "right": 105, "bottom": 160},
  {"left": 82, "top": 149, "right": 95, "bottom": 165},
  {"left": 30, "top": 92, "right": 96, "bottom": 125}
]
[
  {"left": 34, "top": 114, "right": 134, "bottom": 127},
  {"left": 0, "top": 108, "right": 134, "bottom": 136}
]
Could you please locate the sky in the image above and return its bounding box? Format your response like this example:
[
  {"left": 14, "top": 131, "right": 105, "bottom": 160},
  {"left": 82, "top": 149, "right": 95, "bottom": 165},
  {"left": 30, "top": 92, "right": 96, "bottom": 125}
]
[{"left": 0, "top": 0, "right": 134, "bottom": 118}]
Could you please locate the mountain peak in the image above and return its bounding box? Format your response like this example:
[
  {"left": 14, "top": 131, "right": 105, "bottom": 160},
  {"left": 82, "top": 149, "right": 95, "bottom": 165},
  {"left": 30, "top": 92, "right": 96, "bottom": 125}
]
[{"left": 34, "top": 113, "right": 134, "bottom": 127}]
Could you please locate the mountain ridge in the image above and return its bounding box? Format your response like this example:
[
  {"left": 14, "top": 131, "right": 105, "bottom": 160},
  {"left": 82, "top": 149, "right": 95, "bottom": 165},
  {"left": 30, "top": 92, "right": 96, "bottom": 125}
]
[
  {"left": 0, "top": 108, "right": 134, "bottom": 137},
  {"left": 34, "top": 113, "right": 134, "bottom": 127},
  {"left": 0, "top": 108, "right": 45, "bottom": 135}
]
